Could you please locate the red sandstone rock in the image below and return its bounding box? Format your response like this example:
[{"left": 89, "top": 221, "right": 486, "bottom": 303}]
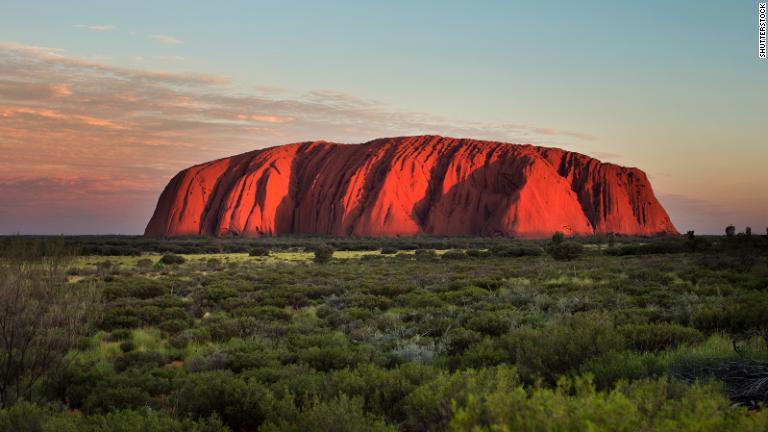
[{"left": 144, "top": 136, "right": 678, "bottom": 238}]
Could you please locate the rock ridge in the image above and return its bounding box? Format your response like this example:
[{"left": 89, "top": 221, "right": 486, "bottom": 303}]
[{"left": 145, "top": 135, "right": 678, "bottom": 238}]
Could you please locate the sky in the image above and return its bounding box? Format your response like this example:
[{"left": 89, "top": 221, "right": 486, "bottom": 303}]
[{"left": 0, "top": 0, "right": 765, "bottom": 235}]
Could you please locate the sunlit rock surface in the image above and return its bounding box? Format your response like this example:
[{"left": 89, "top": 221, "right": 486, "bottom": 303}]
[{"left": 145, "top": 136, "right": 678, "bottom": 238}]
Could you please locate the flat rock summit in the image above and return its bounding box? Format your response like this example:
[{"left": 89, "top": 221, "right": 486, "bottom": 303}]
[{"left": 145, "top": 135, "right": 678, "bottom": 238}]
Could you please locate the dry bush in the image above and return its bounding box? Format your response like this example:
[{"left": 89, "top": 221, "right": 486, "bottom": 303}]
[{"left": 0, "top": 239, "right": 100, "bottom": 407}]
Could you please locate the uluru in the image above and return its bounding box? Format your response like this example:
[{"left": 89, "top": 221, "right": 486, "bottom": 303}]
[{"left": 144, "top": 135, "right": 678, "bottom": 239}]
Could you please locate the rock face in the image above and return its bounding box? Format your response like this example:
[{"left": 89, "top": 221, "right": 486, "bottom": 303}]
[{"left": 145, "top": 136, "right": 678, "bottom": 238}]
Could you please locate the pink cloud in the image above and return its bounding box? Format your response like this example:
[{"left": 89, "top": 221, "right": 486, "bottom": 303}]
[
  {"left": 236, "top": 114, "right": 293, "bottom": 123},
  {"left": 150, "top": 34, "right": 182, "bottom": 45},
  {"left": 73, "top": 24, "right": 116, "bottom": 32},
  {"left": 0, "top": 106, "right": 128, "bottom": 129}
]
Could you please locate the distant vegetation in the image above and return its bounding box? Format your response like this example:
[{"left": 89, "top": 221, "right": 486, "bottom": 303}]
[
  {"left": 312, "top": 243, "right": 335, "bottom": 264},
  {"left": 0, "top": 230, "right": 767, "bottom": 431}
]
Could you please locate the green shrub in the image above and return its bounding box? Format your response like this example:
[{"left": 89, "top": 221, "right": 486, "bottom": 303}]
[
  {"left": 490, "top": 245, "right": 544, "bottom": 257},
  {"left": 249, "top": 247, "right": 270, "bottom": 257},
  {"left": 175, "top": 370, "right": 271, "bottom": 431},
  {"left": 448, "top": 376, "right": 768, "bottom": 431},
  {"left": 206, "top": 258, "right": 223, "bottom": 270},
  {"left": 606, "top": 240, "right": 686, "bottom": 256},
  {"left": 442, "top": 286, "right": 490, "bottom": 305},
  {"left": 547, "top": 241, "right": 584, "bottom": 261},
  {"left": 414, "top": 249, "right": 437, "bottom": 260},
  {"left": 158, "top": 319, "right": 189, "bottom": 335},
  {"left": 263, "top": 394, "right": 395, "bottom": 432},
  {"left": 103, "top": 279, "right": 168, "bottom": 300},
  {"left": 692, "top": 296, "right": 768, "bottom": 333},
  {"left": 551, "top": 231, "right": 565, "bottom": 245},
  {"left": 168, "top": 333, "right": 190, "bottom": 349},
  {"left": 453, "top": 338, "right": 508, "bottom": 369},
  {"left": 465, "top": 249, "right": 490, "bottom": 258},
  {"left": 201, "top": 315, "right": 241, "bottom": 342},
  {"left": 0, "top": 401, "right": 52, "bottom": 432},
  {"left": 403, "top": 366, "right": 520, "bottom": 431},
  {"left": 114, "top": 351, "right": 168, "bottom": 372},
  {"left": 299, "top": 346, "right": 359, "bottom": 372},
  {"left": 465, "top": 312, "right": 510, "bottom": 336},
  {"left": 580, "top": 350, "right": 666, "bottom": 388},
  {"left": 221, "top": 341, "right": 282, "bottom": 372},
  {"left": 445, "top": 329, "right": 483, "bottom": 355},
  {"left": 159, "top": 254, "right": 186, "bottom": 265},
  {"left": 231, "top": 305, "right": 292, "bottom": 321},
  {"left": 441, "top": 250, "right": 468, "bottom": 260},
  {"left": 619, "top": 323, "right": 703, "bottom": 352},
  {"left": 0, "top": 403, "right": 230, "bottom": 431},
  {"left": 88, "top": 409, "right": 229, "bottom": 431},
  {"left": 136, "top": 258, "right": 154, "bottom": 271},
  {"left": 380, "top": 247, "right": 399, "bottom": 255},
  {"left": 83, "top": 385, "right": 150, "bottom": 412},
  {"left": 105, "top": 329, "right": 133, "bottom": 342},
  {"left": 499, "top": 313, "right": 623, "bottom": 383},
  {"left": 314, "top": 244, "right": 335, "bottom": 264},
  {"left": 119, "top": 340, "right": 135, "bottom": 353}
]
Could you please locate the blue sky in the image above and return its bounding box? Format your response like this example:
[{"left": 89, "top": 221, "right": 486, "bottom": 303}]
[{"left": 0, "top": 0, "right": 765, "bottom": 234}]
